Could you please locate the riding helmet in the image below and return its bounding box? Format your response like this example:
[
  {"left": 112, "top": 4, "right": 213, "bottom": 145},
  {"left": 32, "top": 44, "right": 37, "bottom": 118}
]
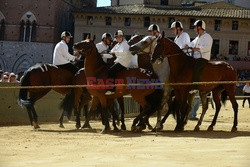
[
  {"left": 194, "top": 20, "right": 206, "bottom": 30},
  {"left": 148, "top": 24, "right": 160, "bottom": 32},
  {"left": 61, "top": 31, "right": 73, "bottom": 38}
]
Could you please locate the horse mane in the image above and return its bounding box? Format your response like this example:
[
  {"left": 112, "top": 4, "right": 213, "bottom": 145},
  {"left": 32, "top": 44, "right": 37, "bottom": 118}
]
[{"left": 164, "top": 37, "right": 195, "bottom": 64}]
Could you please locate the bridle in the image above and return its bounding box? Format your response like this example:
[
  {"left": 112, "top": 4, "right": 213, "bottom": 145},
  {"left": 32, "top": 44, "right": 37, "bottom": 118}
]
[
  {"left": 152, "top": 38, "right": 180, "bottom": 63},
  {"left": 135, "top": 37, "right": 157, "bottom": 56}
]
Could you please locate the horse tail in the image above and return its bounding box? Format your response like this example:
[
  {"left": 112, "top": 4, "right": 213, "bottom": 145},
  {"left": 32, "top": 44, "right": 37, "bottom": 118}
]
[
  {"left": 145, "top": 89, "right": 164, "bottom": 116},
  {"left": 60, "top": 90, "right": 75, "bottom": 119},
  {"left": 221, "top": 90, "right": 227, "bottom": 105},
  {"left": 18, "top": 70, "right": 32, "bottom": 107}
]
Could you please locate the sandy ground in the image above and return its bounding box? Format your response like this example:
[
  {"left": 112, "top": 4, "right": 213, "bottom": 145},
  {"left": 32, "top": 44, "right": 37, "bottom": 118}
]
[{"left": 1, "top": 101, "right": 250, "bottom": 167}]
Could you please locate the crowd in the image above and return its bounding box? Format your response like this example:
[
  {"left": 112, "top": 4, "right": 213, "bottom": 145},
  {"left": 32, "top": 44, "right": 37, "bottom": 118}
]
[
  {"left": 0, "top": 70, "right": 20, "bottom": 83},
  {"left": 212, "top": 54, "right": 250, "bottom": 61}
]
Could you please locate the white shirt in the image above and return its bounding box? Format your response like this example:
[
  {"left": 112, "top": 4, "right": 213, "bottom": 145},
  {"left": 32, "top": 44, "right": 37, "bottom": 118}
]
[
  {"left": 188, "top": 32, "right": 213, "bottom": 60},
  {"left": 111, "top": 39, "right": 134, "bottom": 68},
  {"left": 96, "top": 41, "right": 109, "bottom": 54},
  {"left": 96, "top": 41, "right": 113, "bottom": 63},
  {"left": 243, "top": 85, "right": 250, "bottom": 93},
  {"left": 53, "top": 40, "right": 75, "bottom": 65},
  {"left": 174, "top": 31, "right": 190, "bottom": 49}
]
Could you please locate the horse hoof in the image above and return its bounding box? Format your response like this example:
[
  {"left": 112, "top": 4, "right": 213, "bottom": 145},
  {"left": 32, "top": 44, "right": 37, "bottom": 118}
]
[
  {"left": 82, "top": 123, "right": 92, "bottom": 129},
  {"left": 75, "top": 124, "right": 81, "bottom": 130},
  {"left": 207, "top": 126, "right": 213, "bottom": 131},
  {"left": 194, "top": 126, "right": 200, "bottom": 131},
  {"left": 121, "top": 124, "right": 126, "bottom": 131},
  {"left": 151, "top": 125, "right": 163, "bottom": 132},
  {"left": 113, "top": 127, "right": 121, "bottom": 132},
  {"left": 100, "top": 127, "right": 111, "bottom": 134},
  {"left": 147, "top": 125, "right": 153, "bottom": 130},
  {"left": 231, "top": 127, "right": 237, "bottom": 132},
  {"left": 59, "top": 124, "right": 65, "bottom": 128},
  {"left": 131, "top": 126, "right": 136, "bottom": 132},
  {"left": 34, "top": 125, "right": 40, "bottom": 129},
  {"left": 174, "top": 127, "right": 183, "bottom": 132},
  {"left": 116, "top": 121, "right": 120, "bottom": 126},
  {"left": 33, "top": 122, "right": 40, "bottom": 129}
]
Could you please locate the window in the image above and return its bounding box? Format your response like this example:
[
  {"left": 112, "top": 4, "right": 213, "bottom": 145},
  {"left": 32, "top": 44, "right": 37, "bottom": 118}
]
[
  {"left": 124, "top": 17, "right": 131, "bottom": 27},
  {"left": 214, "top": 20, "right": 221, "bottom": 31},
  {"left": 31, "top": 21, "right": 37, "bottom": 42},
  {"left": 248, "top": 42, "right": 250, "bottom": 56},
  {"left": 229, "top": 40, "right": 238, "bottom": 55},
  {"left": 105, "top": 17, "right": 112, "bottom": 26},
  {"left": 144, "top": 17, "right": 150, "bottom": 28},
  {"left": 19, "top": 20, "right": 37, "bottom": 42},
  {"left": 0, "top": 19, "right": 5, "bottom": 40},
  {"left": 211, "top": 40, "right": 220, "bottom": 59},
  {"left": 161, "top": 0, "right": 168, "bottom": 5},
  {"left": 189, "top": 18, "right": 195, "bottom": 29},
  {"left": 87, "top": 16, "right": 93, "bottom": 25},
  {"left": 232, "top": 21, "right": 238, "bottom": 30},
  {"left": 168, "top": 17, "right": 175, "bottom": 28},
  {"left": 19, "top": 12, "right": 37, "bottom": 42}
]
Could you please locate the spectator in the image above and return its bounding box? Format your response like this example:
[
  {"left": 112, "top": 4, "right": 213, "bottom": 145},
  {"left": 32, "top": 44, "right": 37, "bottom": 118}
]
[
  {"left": 189, "top": 92, "right": 200, "bottom": 120},
  {"left": 2, "top": 74, "right": 9, "bottom": 82},
  {"left": 9, "top": 73, "right": 19, "bottom": 83},
  {"left": 0, "top": 70, "right": 3, "bottom": 82},
  {"left": 242, "top": 82, "right": 250, "bottom": 108}
]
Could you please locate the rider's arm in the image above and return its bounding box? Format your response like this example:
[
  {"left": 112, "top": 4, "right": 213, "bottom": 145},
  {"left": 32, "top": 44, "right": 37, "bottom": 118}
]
[
  {"left": 198, "top": 34, "right": 213, "bottom": 54},
  {"left": 61, "top": 43, "right": 75, "bottom": 62}
]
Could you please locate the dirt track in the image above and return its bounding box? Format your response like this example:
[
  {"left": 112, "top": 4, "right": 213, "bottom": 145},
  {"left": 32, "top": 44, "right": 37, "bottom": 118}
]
[{"left": 1, "top": 101, "right": 250, "bottom": 167}]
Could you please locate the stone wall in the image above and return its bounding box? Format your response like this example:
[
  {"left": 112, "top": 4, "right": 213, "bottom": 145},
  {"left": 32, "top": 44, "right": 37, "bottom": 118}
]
[{"left": 0, "top": 41, "right": 54, "bottom": 75}]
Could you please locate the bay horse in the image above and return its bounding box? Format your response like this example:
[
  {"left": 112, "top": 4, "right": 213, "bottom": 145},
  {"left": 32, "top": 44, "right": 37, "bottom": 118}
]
[
  {"left": 18, "top": 63, "right": 92, "bottom": 129},
  {"left": 152, "top": 31, "right": 238, "bottom": 132},
  {"left": 73, "top": 39, "right": 163, "bottom": 133}
]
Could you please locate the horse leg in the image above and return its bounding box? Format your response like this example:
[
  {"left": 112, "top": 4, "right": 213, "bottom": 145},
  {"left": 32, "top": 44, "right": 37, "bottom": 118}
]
[
  {"left": 152, "top": 92, "right": 174, "bottom": 132},
  {"left": 117, "top": 97, "right": 126, "bottom": 131},
  {"left": 174, "top": 100, "right": 187, "bottom": 132},
  {"left": 29, "top": 105, "right": 40, "bottom": 129},
  {"left": 194, "top": 92, "right": 208, "bottom": 131},
  {"left": 26, "top": 105, "right": 34, "bottom": 126},
  {"left": 99, "top": 96, "right": 111, "bottom": 133},
  {"left": 82, "top": 97, "right": 99, "bottom": 129},
  {"left": 108, "top": 99, "right": 119, "bottom": 132},
  {"left": 227, "top": 90, "right": 238, "bottom": 132},
  {"left": 73, "top": 88, "right": 83, "bottom": 129},
  {"left": 207, "top": 90, "right": 222, "bottom": 131},
  {"left": 59, "top": 112, "right": 65, "bottom": 128},
  {"left": 140, "top": 106, "right": 153, "bottom": 130}
]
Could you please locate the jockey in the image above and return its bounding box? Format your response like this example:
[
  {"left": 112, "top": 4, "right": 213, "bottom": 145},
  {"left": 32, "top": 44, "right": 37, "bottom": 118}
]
[
  {"left": 170, "top": 21, "right": 190, "bottom": 49},
  {"left": 96, "top": 33, "right": 113, "bottom": 63},
  {"left": 185, "top": 20, "right": 213, "bottom": 93},
  {"left": 53, "top": 31, "right": 79, "bottom": 74},
  {"left": 109, "top": 30, "right": 133, "bottom": 79},
  {"left": 148, "top": 24, "right": 161, "bottom": 37}
]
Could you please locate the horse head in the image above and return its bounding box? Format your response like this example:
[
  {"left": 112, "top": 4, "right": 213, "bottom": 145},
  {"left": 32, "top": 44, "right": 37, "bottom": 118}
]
[
  {"left": 73, "top": 39, "right": 96, "bottom": 56},
  {"left": 152, "top": 31, "right": 183, "bottom": 64},
  {"left": 129, "top": 35, "right": 157, "bottom": 56},
  {"left": 127, "top": 34, "right": 145, "bottom": 46}
]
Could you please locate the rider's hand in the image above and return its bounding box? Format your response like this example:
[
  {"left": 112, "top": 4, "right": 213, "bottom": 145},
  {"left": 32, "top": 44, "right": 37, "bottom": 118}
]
[
  {"left": 192, "top": 47, "right": 200, "bottom": 52},
  {"left": 74, "top": 50, "right": 80, "bottom": 55},
  {"left": 184, "top": 45, "right": 189, "bottom": 50},
  {"left": 74, "top": 57, "right": 79, "bottom": 62}
]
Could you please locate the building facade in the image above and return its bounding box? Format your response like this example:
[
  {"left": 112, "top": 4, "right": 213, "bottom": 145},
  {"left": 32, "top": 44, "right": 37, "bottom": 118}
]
[
  {"left": 0, "top": 0, "right": 96, "bottom": 75},
  {"left": 111, "top": 0, "right": 182, "bottom": 6},
  {"left": 73, "top": 1, "right": 250, "bottom": 63},
  {"left": 192, "top": 0, "right": 250, "bottom": 8}
]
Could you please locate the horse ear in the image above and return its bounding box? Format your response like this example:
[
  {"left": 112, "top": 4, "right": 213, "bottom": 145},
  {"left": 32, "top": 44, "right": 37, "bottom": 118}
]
[
  {"left": 93, "top": 35, "right": 96, "bottom": 42},
  {"left": 162, "top": 31, "right": 165, "bottom": 38}
]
